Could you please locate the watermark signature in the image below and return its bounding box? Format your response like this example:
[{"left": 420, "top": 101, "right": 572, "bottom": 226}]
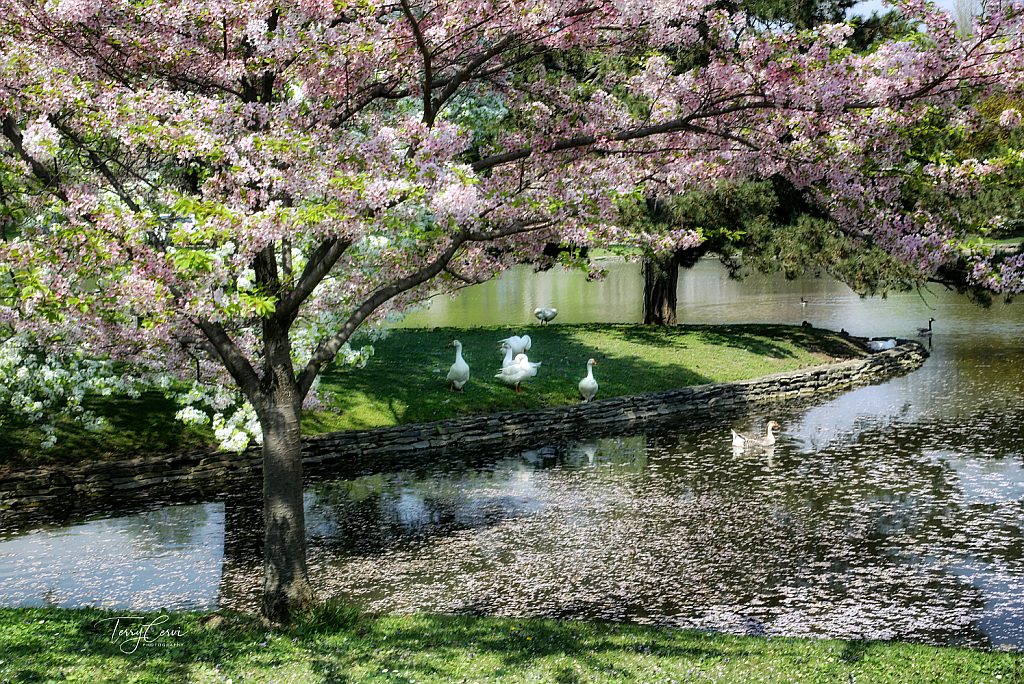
[{"left": 97, "top": 615, "right": 187, "bottom": 654}]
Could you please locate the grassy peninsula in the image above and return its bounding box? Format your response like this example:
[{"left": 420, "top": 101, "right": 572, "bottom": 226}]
[{"left": 0, "top": 323, "right": 867, "bottom": 471}]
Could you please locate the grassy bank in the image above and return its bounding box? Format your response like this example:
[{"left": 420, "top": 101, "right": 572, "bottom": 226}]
[
  {"left": 310, "top": 323, "right": 866, "bottom": 431},
  {"left": 0, "top": 324, "right": 866, "bottom": 471},
  {"left": 0, "top": 606, "right": 1018, "bottom": 684}
]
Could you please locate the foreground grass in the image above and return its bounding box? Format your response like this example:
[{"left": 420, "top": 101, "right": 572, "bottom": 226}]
[
  {"left": 0, "top": 606, "right": 1018, "bottom": 684},
  {"left": 1, "top": 324, "right": 865, "bottom": 470}
]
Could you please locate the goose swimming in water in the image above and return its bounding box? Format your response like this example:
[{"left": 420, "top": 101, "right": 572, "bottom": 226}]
[
  {"left": 731, "top": 421, "right": 780, "bottom": 448},
  {"left": 918, "top": 318, "right": 935, "bottom": 336}
]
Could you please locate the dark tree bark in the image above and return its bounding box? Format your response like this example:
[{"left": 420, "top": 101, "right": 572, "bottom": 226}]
[
  {"left": 258, "top": 393, "right": 314, "bottom": 623},
  {"left": 642, "top": 245, "right": 712, "bottom": 326},
  {"left": 642, "top": 252, "right": 680, "bottom": 326},
  {"left": 255, "top": 304, "right": 315, "bottom": 623}
]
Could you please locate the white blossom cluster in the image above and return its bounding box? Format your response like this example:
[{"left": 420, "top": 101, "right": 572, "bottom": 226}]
[
  {"left": 0, "top": 334, "right": 141, "bottom": 449},
  {"left": 168, "top": 322, "right": 377, "bottom": 453},
  {"left": 172, "top": 382, "right": 262, "bottom": 453}
]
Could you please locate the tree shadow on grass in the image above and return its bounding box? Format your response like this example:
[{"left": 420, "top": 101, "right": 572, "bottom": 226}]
[
  {"left": 0, "top": 390, "right": 216, "bottom": 472},
  {"left": 301, "top": 612, "right": 735, "bottom": 684}
]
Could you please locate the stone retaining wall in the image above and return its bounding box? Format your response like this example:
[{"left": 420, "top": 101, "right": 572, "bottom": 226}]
[{"left": 0, "top": 341, "right": 928, "bottom": 510}]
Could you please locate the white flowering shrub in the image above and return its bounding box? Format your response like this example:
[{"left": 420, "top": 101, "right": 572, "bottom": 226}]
[
  {"left": 167, "top": 322, "right": 377, "bottom": 453},
  {"left": 0, "top": 334, "right": 142, "bottom": 449},
  {"left": 1, "top": 314, "right": 379, "bottom": 453}
]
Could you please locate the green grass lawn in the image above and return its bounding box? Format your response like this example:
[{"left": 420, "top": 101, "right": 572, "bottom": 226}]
[
  {"left": 308, "top": 324, "right": 865, "bottom": 432},
  {"left": 0, "top": 606, "right": 1018, "bottom": 684},
  {"left": 1, "top": 324, "right": 866, "bottom": 471}
]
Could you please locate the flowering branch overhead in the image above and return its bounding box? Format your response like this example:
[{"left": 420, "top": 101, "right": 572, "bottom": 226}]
[{"left": 0, "top": 0, "right": 1019, "bottom": 456}]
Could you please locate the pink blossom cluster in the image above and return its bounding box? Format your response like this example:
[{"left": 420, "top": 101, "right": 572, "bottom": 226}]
[{"left": 999, "top": 108, "right": 1022, "bottom": 130}]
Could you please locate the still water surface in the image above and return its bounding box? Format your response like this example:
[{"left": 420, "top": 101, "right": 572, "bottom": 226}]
[{"left": 1, "top": 260, "right": 1022, "bottom": 650}]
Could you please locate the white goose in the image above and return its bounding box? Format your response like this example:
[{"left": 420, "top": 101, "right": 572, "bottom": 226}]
[
  {"left": 534, "top": 307, "right": 558, "bottom": 324},
  {"left": 868, "top": 338, "right": 897, "bottom": 351},
  {"left": 731, "top": 421, "right": 780, "bottom": 448},
  {"left": 578, "top": 358, "right": 598, "bottom": 403},
  {"left": 499, "top": 342, "right": 517, "bottom": 368},
  {"left": 446, "top": 340, "right": 470, "bottom": 391},
  {"left": 494, "top": 353, "right": 541, "bottom": 394},
  {"left": 498, "top": 334, "right": 532, "bottom": 356}
]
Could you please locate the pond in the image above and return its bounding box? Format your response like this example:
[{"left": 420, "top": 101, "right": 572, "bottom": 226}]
[{"left": 1, "top": 259, "right": 1022, "bottom": 651}]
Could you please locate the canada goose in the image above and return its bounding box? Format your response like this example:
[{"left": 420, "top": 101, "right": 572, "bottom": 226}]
[{"left": 918, "top": 318, "right": 936, "bottom": 336}]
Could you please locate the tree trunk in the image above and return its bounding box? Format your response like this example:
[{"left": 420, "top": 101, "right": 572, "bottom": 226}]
[
  {"left": 255, "top": 307, "right": 315, "bottom": 625},
  {"left": 259, "top": 388, "right": 315, "bottom": 624},
  {"left": 642, "top": 252, "right": 679, "bottom": 326}
]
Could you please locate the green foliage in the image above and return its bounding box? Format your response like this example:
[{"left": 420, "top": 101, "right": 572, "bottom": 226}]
[
  {"left": 743, "top": 0, "right": 855, "bottom": 31},
  {"left": 742, "top": 213, "right": 927, "bottom": 295},
  {"left": 0, "top": 389, "right": 217, "bottom": 471},
  {"left": 617, "top": 176, "right": 924, "bottom": 298},
  {"left": 294, "top": 598, "right": 363, "bottom": 635},
  {"left": 621, "top": 181, "right": 772, "bottom": 257},
  {"left": 846, "top": 10, "right": 922, "bottom": 53},
  {"left": 897, "top": 93, "right": 1024, "bottom": 270}
]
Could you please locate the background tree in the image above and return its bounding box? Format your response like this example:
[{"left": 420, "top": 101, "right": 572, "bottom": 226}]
[
  {"left": 618, "top": 183, "right": 772, "bottom": 326},
  {"left": 2, "top": 0, "right": 1023, "bottom": 624},
  {"left": 630, "top": 1, "right": 997, "bottom": 328}
]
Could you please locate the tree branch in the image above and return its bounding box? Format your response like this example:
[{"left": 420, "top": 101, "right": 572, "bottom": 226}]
[
  {"left": 1, "top": 116, "right": 69, "bottom": 203},
  {"left": 399, "top": 0, "right": 435, "bottom": 124},
  {"left": 52, "top": 119, "right": 142, "bottom": 213},
  {"left": 193, "top": 318, "right": 263, "bottom": 402},
  {"left": 296, "top": 219, "right": 550, "bottom": 397},
  {"left": 276, "top": 237, "right": 353, "bottom": 319},
  {"left": 443, "top": 264, "right": 490, "bottom": 285}
]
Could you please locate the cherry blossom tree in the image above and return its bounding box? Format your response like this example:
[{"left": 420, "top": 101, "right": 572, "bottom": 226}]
[{"left": 2, "top": 0, "right": 1023, "bottom": 622}]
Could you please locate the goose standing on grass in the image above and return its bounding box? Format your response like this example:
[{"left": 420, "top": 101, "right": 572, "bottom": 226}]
[
  {"left": 517, "top": 352, "right": 542, "bottom": 378},
  {"left": 578, "top": 358, "right": 598, "bottom": 403},
  {"left": 918, "top": 318, "right": 936, "bottom": 336},
  {"left": 446, "top": 340, "right": 470, "bottom": 392},
  {"left": 499, "top": 342, "right": 517, "bottom": 368},
  {"left": 731, "top": 421, "right": 780, "bottom": 448},
  {"left": 534, "top": 307, "right": 558, "bottom": 324},
  {"left": 494, "top": 353, "right": 541, "bottom": 394},
  {"left": 498, "top": 334, "right": 532, "bottom": 356}
]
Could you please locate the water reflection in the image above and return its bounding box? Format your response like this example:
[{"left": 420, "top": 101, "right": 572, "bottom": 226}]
[
  {"left": 0, "top": 503, "right": 224, "bottom": 610},
  {"left": 0, "top": 260, "right": 1022, "bottom": 650}
]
